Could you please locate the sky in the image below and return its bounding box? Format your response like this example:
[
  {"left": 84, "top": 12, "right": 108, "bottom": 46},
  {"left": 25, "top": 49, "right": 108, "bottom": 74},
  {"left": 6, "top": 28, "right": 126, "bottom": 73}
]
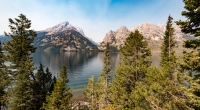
[{"left": 0, "top": 0, "right": 185, "bottom": 42}]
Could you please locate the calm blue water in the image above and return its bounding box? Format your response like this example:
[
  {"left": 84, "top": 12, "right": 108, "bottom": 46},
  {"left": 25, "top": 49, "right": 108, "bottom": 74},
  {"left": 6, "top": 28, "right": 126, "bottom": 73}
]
[
  {"left": 33, "top": 50, "right": 120, "bottom": 99},
  {"left": 33, "top": 50, "right": 159, "bottom": 99}
]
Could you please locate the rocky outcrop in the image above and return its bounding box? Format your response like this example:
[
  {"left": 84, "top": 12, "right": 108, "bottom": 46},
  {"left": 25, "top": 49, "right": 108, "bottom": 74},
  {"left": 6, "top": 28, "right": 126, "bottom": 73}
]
[
  {"left": 115, "top": 26, "right": 131, "bottom": 46},
  {"left": 98, "top": 26, "right": 130, "bottom": 50}
]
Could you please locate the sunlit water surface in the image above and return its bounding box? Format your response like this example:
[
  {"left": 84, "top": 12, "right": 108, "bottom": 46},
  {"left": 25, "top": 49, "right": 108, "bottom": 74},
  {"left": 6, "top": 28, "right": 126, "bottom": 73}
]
[{"left": 33, "top": 50, "right": 160, "bottom": 100}]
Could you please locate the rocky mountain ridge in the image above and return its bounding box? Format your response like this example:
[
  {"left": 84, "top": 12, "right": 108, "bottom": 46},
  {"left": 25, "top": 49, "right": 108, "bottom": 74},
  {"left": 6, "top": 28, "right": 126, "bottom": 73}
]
[
  {"left": 1, "top": 22, "right": 195, "bottom": 52},
  {"left": 98, "top": 22, "right": 193, "bottom": 50},
  {"left": 35, "top": 22, "right": 98, "bottom": 52},
  {"left": 131, "top": 22, "right": 183, "bottom": 41},
  {"left": 42, "top": 22, "right": 97, "bottom": 45}
]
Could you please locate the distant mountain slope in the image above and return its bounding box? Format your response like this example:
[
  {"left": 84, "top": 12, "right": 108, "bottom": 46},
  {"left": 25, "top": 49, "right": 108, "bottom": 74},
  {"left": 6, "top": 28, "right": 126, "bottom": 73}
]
[
  {"left": 42, "top": 22, "right": 97, "bottom": 45},
  {"left": 0, "top": 22, "right": 98, "bottom": 52},
  {"left": 98, "top": 22, "right": 194, "bottom": 50},
  {"left": 35, "top": 22, "right": 98, "bottom": 52},
  {"left": 0, "top": 35, "right": 10, "bottom": 43},
  {"left": 131, "top": 22, "right": 184, "bottom": 41}
]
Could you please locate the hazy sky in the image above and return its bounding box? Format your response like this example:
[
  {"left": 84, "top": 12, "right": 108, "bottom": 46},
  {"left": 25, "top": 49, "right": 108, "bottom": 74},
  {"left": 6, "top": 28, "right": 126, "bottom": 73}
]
[{"left": 0, "top": 0, "right": 185, "bottom": 42}]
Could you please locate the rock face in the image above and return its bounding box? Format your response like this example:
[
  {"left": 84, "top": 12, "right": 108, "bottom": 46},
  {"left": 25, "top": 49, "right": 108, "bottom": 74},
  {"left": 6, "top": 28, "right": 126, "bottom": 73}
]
[
  {"left": 131, "top": 22, "right": 184, "bottom": 41},
  {"left": 98, "top": 26, "right": 130, "bottom": 50},
  {"left": 35, "top": 22, "right": 98, "bottom": 52},
  {"left": 98, "top": 22, "right": 192, "bottom": 50}
]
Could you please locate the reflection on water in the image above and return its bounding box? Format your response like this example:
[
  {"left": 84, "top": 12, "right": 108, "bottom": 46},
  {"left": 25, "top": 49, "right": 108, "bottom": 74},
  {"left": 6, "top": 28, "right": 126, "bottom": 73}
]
[
  {"left": 33, "top": 50, "right": 119, "bottom": 90},
  {"left": 33, "top": 49, "right": 159, "bottom": 99}
]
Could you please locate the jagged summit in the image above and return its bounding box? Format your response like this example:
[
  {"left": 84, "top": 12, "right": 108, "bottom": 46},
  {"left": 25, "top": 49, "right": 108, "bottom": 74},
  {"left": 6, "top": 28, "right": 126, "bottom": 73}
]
[
  {"left": 103, "top": 30, "right": 115, "bottom": 43},
  {"left": 98, "top": 26, "right": 130, "bottom": 50},
  {"left": 116, "top": 26, "right": 129, "bottom": 32},
  {"left": 98, "top": 22, "right": 192, "bottom": 50}
]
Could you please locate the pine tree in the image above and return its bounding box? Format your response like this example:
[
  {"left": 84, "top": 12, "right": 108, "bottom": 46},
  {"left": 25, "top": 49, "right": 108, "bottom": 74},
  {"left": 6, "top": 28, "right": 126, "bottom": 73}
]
[
  {"left": 96, "top": 43, "right": 112, "bottom": 109},
  {"left": 31, "top": 63, "right": 56, "bottom": 110},
  {"left": 176, "top": 1, "right": 200, "bottom": 109},
  {"left": 111, "top": 30, "right": 151, "bottom": 109},
  {"left": 84, "top": 43, "right": 112, "bottom": 109},
  {"left": 3, "top": 14, "right": 37, "bottom": 110},
  {"left": 176, "top": 0, "right": 200, "bottom": 52},
  {"left": 180, "top": 51, "right": 200, "bottom": 109},
  {"left": 176, "top": 0, "right": 200, "bottom": 37},
  {"left": 155, "top": 15, "right": 191, "bottom": 109},
  {"left": 132, "top": 66, "right": 191, "bottom": 110},
  {"left": 84, "top": 76, "right": 98, "bottom": 110},
  {"left": 160, "top": 15, "right": 176, "bottom": 68},
  {"left": 0, "top": 41, "right": 9, "bottom": 109},
  {"left": 43, "top": 65, "right": 72, "bottom": 110}
]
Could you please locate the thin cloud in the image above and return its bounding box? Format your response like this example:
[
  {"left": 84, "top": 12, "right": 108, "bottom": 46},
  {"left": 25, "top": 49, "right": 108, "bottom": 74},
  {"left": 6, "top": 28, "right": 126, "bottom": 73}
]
[{"left": 0, "top": 0, "right": 185, "bottom": 42}]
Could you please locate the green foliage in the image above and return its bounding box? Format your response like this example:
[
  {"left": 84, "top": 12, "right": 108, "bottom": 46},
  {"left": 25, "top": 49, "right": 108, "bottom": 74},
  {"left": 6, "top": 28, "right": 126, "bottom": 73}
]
[
  {"left": 111, "top": 30, "right": 151, "bottom": 109},
  {"left": 0, "top": 41, "right": 9, "bottom": 108},
  {"left": 188, "top": 74, "right": 200, "bottom": 110},
  {"left": 160, "top": 15, "right": 176, "bottom": 67},
  {"left": 84, "top": 43, "right": 112, "bottom": 109},
  {"left": 176, "top": 1, "right": 200, "bottom": 109},
  {"left": 96, "top": 43, "right": 112, "bottom": 109},
  {"left": 43, "top": 65, "right": 72, "bottom": 110},
  {"left": 176, "top": 0, "right": 200, "bottom": 37},
  {"left": 183, "top": 39, "right": 200, "bottom": 49},
  {"left": 7, "top": 71, "right": 32, "bottom": 110},
  {"left": 157, "top": 15, "right": 190, "bottom": 109},
  {"left": 31, "top": 63, "right": 56, "bottom": 110},
  {"left": 4, "top": 14, "right": 37, "bottom": 68},
  {"left": 134, "top": 67, "right": 191, "bottom": 110},
  {"left": 180, "top": 51, "right": 200, "bottom": 109},
  {"left": 3, "top": 14, "right": 37, "bottom": 110},
  {"left": 84, "top": 76, "right": 98, "bottom": 110}
]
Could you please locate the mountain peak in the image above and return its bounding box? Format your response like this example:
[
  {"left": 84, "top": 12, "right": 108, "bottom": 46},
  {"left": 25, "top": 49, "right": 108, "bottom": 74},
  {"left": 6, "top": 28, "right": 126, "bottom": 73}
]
[
  {"left": 44, "top": 21, "right": 69, "bottom": 34},
  {"left": 142, "top": 22, "right": 151, "bottom": 25},
  {"left": 108, "top": 30, "right": 114, "bottom": 34},
  {"left": 41, "top": 21, "right": 97, "bottom": 46},
  {"left": 116, "top": 26, "right": 129, "bottom": 33},
  {"left": 119, "top": 26, "right": 128, "bottom": 30}
]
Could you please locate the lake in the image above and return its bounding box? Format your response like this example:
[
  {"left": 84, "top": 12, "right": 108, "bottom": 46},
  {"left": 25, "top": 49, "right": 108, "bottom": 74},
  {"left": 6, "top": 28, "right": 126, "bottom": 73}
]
[{"left": 33, "top": 50, "right": 160, "bottom": 100}]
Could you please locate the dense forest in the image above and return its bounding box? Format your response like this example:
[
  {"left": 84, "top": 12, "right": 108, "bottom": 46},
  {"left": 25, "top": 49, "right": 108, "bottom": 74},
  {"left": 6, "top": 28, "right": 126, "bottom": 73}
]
[{"left": 0, "top": 0, "right": 200, "bottom": 110}]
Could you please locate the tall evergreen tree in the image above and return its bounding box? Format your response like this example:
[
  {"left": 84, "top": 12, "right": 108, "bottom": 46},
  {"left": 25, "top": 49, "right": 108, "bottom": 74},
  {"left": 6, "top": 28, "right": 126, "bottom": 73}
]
[
  {"left": 43, "top": 65, "right": 72, "bottom": 110},
  {"left": 111, "top": 30, "right": 151, "bottom": 109},
  {"left": 131, "top": 66, "right": 191, "bottom": 110},
  {"left": 155, "top": 15, "right": 191, "bottom": 109},
  {"left": 160, "top": 15, "right": 176, "bottom": 68},
  {"left": 31, "top": 63, "right": 56, "bottom": 110},
  {"left": 96, "top": 43, "right": 112, "bottom": 109},
  {"left": 180, "top": 50, "right": 200, "bottom": 109},
  {"left": 3, "top": 14, "right": 37, "bottom": 110},
  {"left": 84, "top": 76, "right": 98, "bottom": 110},
  {"left": 176, "top": 1, "right": 200, "bottom": 109},
  {"left": 85, "top": 43, "right": 112, "bottom": 109},
  {"left": 176, "top": 0, "right": 200, "bottom": 37},
  {"left": 0, "top": 41, "right": 9, "bottom": 109},
  {"left": 176, "top": 0, "right": 200, "bottom": 48}
]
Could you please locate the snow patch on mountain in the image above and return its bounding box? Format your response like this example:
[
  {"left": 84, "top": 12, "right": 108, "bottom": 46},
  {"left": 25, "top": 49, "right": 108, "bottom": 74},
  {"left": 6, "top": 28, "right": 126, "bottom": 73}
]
[
  {"left": 42, "top": 21, "right": 97, "bottom": 45},
  {"left": 44, "top": 22, "right": 69, "bottom": 35}
]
